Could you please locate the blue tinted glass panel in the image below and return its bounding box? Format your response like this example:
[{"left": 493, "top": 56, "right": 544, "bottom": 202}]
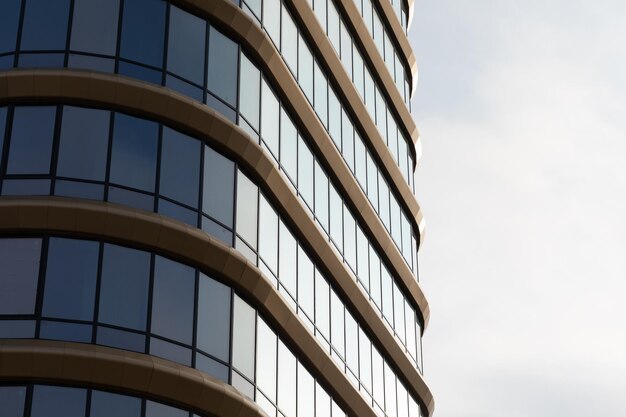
[
  {"left": 151, "top": 256, "right": 195, "bottom": 344},
  {"left": 31, "top": 386, "right": 86, "bottom": 417},
  {"left": 99, "top": 244, "right": 150, "bottom": 331},
  {"left": 21, "top": 0, "right": 70, "bottom": 51},
  {"left": 145, "top": 401, "right": 187, "bottom": 417},
  {"left": 149, "top": 337, "right": 191, "bottom": 366},
  {"left": 0, "top": 238, "right": 41, "bottom": 315},
  {"left": 0, "top": 107, "right": 6, "bottom": 160},
  {"left": 0, "top": 0, "right": 21, "bottom": 54},
  {"left": 91, "top": 390, "right": 141, "bottom": 417},
  {"left": 54, "top": 180, "right": 104, "bottom": 200},
  {"left": 108, "top": 186, "right": 154, "bottom": 211},
  {"left": 2, "top": 179, "right": 50, "bottom": 196},
  {"left": 167, "top": 6, "right": 205, "bottom": 85},
  {"left": 96, "top": 326, "right": 145, "bottom": 353},
  {"left": 39, "top": 321, "right": 92, "bottom": 343},
  {"left": 43, "top": 238, "right": 98, "bottom": 321},
  {"left": 0, "top": 386, "right": 26, "bottom": 417},
  {"left": 17, "top": 53, "right": 64, "bottom": 68},
  {"left": 197, "top": 273, "right": 231, "bottom": 362},
  {"left": 0, "top": 320, "right": 36, "bottom": 338},
  {"left": 120, "top": 0, "right": 166, "bottom": 67},
  {"left": 67, "top": 54, "right": 115, "bottom": 72},
  {"left": 203, "top": 146, "right": 234, "bottom": 227},
  {"left": 70, "top": 0, "right": 120, "bottom": 55},
  {"left": 118, "top": 61, "right": 163, "bottom": 85},
  {"left": 208, "top": 26, "right": 238, "bottom": 107},
  {"left": 165, "top": 75, "right": 203, "bottom": 102},
  {"left": 57, "top": 106, "right": 109, "bottom": 181},
  {"left": 158, "top": 199, "right": 197, "bottom": 227},
  {"left": 0, "top": 55, "right": 13, "bottom": 70},
  {"left": 7, "top": 106, "right": 56, "bottom": 174},
  {"left": 196, "top": 353, "right": 229, "bottom": 383},
  {"left": 160, "top": 127, "right": 200, "bottom": 208},
  {"left": 201, "top": 216, "right": 232, "bottom": 246},
  {"left": 110, "top": 113, "right": 158, "bottom": 192}
]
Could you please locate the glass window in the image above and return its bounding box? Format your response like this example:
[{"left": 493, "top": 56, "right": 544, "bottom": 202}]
[
  {"left": 367, "top": 155, "right": 379, "bottom": 211},
  {"left": 0, "top": 238, "right": 41, "bottom": 315},
  {"left": 197, "top": 274, "right": 231, "bottom": 361},
  {"left": 167, "top": 6, "right": 205, "bottom": 85},
  {"left": 280, "top": 109, "right": 298, "bottom": 184},
  {"left": 328, "top": 88, "right": 341, "bottom": 148},
  {"left": 332, "top": 400, "right": 345, "bottom": 417},
  {"left": 31, "top": 386, "right": 86, "bottom": 417},
  {"left": 43, "top": 238, "right": 98, "bottom": 321},
  {"left": 99, "top": 244, "right": 150, "bottom": 331},
  {"left": 0, "top": 386, "right": 26, "bottom": 417},
  {"left": 277, "top": 340, "right": 296, "bottom": 417},
  {"left": 313, "top": 0, "right": 326, "bottom": 32},
  {"left": 236, "top": 171, "right": 258, "bottom": 249},
  {"left": 281, "top": 9, "right": 298, "bottom": 75},
  {"left": 372, "top": 347, "right": 385, "bottom": 407},
  {"left": 372, "top": 13, "right": 384, "bottom": 56},
  {"left": 20, "top": 0, "right": 70, "bottom": 51},
  {"left": 315, "top": 270, "right": 330, "bottom": 340},
  {"left": 39, "top": 321, "right": 91, "bottom": 343},
  {"left": 203, "top": 146, "right": 235, "bottom": 227},
  {"left": 160, "top": 127, "right": 201, "bottom": 208},
  {"left": 256, "top": 318, "right": 277, "bottom": 402},
  {"left": 298, "top": 137, "right": 314, "bottom": 209},
  {"left": 330, "top": 289, "right": 344, "bottom": 357},
  {"left": 208, "top": 26, "right": 238, "bottom": 107},
  {"left": 244, "top": 0, "right": 261, "bottom": 20},
  {"left": 196, "top": 353, "right": 229, "bottom": 383},
  {"left": 393, "top": 284, "right": 406, "bottom": 343},
  {"left": 7, "top": 106, "right": 56, "bottom": 175},
  {"left": 120, "top": 0, "right": 166, "bottom": 67},
  {"left": 356, "top": 228, "right": 369, "bottom": 289},
  {"left": 327, "top": 1, "right": 340, "bottom": 53},
  {"left": 363, "top": 0, "right": 373, "bottom": 34},
  {"left": 263, "top": 0, "right": 281, "bottom": 46},
  {"left": 145, "top": 401, "right": 187, "bottom": 417},
  {"left": 96, "top": 326, "right": 145, "bottom": 353},
  {"left": 354, "top": 134, "right": 367, "bottom": 189},
  {"left": 260, "top": 79, "right": 280, "bottom": 159},
  {"left": 353, "top": 49, "right": 364, "bottom": 98},
  {"left": 0, "top": 107, "right": 6, "bottom": 168},
  {"left": 316, "top": 383, "right": 330, "bottom": 417},
  {"left": 232, "top": 295, "right": 256, "bottom": 380},
  {"left": 57, "top": 106, "right": 109, "bottom": 181},
  {"left": 297, "top": 363, "right": 315, "bottom": 417},
  {"left": 364, "top": 69, "right": 375, "bottom": 118},
  {"left": 259, "top": 194, "right": 279, "bottom": 275},
  {"left": 239, "top": 54, "right": 261, "bottom": 131},
  {"left": 369, "top": 246, "right": 381, "bottom": 309},
  {"left": 390, "top": 198, "right": 401, "bottom": 247},
  {"left": 0, "top": 320, "right": 35, "bottom": 338},
  {"left": 0, "top": 0, "right": 21, "bottom": 54},
  {"left": 329, "top": 185, "right": 343, "bottom": 252},
  {"left": 297, "top": 247, "right": 314, "bottom": 321},
  {"left": 70, "top": 0, "right": 119, "bottom": 55},
  {"left": 151, "top": 256, "right": 195, "bottom": 344},
  {"left": 110, "top": 113, "right": 158, "bottom": 192},
  {"left": 298, "top": 37, "right": 313, "bottom": 103},
  {"left": 405, "top": 305, "right": 417, "bottom": 361},
  {"left": 341, "top": 110, "right": 354, "bottom": 171},
  {"left": 150, "top": 337, "right": 191, "bottom": 365},
  {"left": 379, "top": 176, "right": 390, "bottom": 230},
  {"left": 381, "top": 266, "right": 394, "bottom": 326},
  {"left": 313, "top": 62, "right": 328, "bottom": 128},
  {"left": 343, "top": 207, "right": 356, "bottom": 272},
  {"left": 340, "top": 23, "right": 352, "bottom": 77},
  {"left": 359, "top": 327, "right": 372, "bottom": 392},
  {"left": 278, "top": 222, "right": 297, "bottom": 298},
  {"left": 345, "top": 310, "right": 358, "bottom": 373},
  {"left": 91, "top": 390, "right": 141, "bottom": 417},
  {"left": 314, "top": 161, "right": 329, "bottom": 232},
  {"left": 384, "top": 362, "right": 397, "bottom": 417}
]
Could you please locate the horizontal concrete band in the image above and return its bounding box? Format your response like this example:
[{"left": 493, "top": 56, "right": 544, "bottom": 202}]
[
  {"left": 0, "top": 198, "right": 435, "bottom": 416},
  {"left": 0, "top": 69, "right": 429, "bottom": 329},
  {"left": 0, "top": 339, "right": 265, "bottom": 417}
]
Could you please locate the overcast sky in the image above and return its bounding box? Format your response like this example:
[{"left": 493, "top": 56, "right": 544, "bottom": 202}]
[{"left": 409, "top": 1, "right": 626, "bottom": 416}]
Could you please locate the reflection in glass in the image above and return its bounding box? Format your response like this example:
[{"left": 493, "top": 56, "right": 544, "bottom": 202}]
[
  {"left": 167, "top": 6, "right": 205, "bottom": 84},
  {"left": 146, "top": 401, "right": 188, "bottom": 417},
  {"left": 208, "top": 26, "right": 238, "bottom": 107},
  {"left": 259, "top": 194, "right": 279, "bottom": 275},
  {"left": 0, "top": 238, "right": 41, "bottom": 315},
  {"left": 203, "top": 146, "right": 234, "bottom": 227},
  {"left": 239, "top": 55, "right": 261, "bottom": 130},
  {"left": 7, "top": 106, "right": 56, "bottom": 175},
  {"left": 0, "top": 386, "right": 26, "bottom": 417},
  {"left": 197, "top": 274, "right": 231, "bottom": 362},
  {"left": 260, "top": 79, "right": 280, "bottom": 159},
  {"left": 232, "top": 295, "right": 256, "bottom": 380},
  {"left": 31, "top": 385, "right": 86, "bottom": 417},
  {"left": 279, "top": 222, "right": 297, "bottom": 299},
  {"left": 281, "top": 8, "right": 298, "bottom": 74},
  {"left": 20, "top": 0, "right": 70, "bottom": 51},
  {"left": 0, "top": 0, "right": 21, "bottom": 54},
  {"left": 280, "top": 109, "right": 298, "bottom": 184},
  {"left": 70, "top": 0, "right": 120, "bottom": 55},
  {"left": 120, "top": 0, "right": 166, "bottom": 67},
  {"left": 160, "top": 127, "right": 200, "bottom": 208},
  {"left": 91, "top": 390, "right": 141, "bottom": 417},
  {"left": 235, "top": 171, "right": 258, "bottom": 249}
]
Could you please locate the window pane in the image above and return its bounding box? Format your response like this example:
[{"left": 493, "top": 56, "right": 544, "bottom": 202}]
[
  {"left": 110, "top": 113, "right": 158, "bottom": 192},
  {"left": 354, "top": 134, "right": 367, "bottom": 189},
  {"left": 280, "top": 109, "right": 297, "bottom": 184},
  {"left": 359, "top": 327, "right": 372, "bottom": 392},
  {"left": 0, "top": 0, "right": 21, "bottom": 54},
  {"left": 381, "top": 266, "right": 394, "bottom": 326},
  {"left": 57, "top": 106, "right": 109, "bottom": 181},
  {"left": 341, "top": 110, "right": 354, "bottom": 171},
  {"left": 96, "top": 326, "right": 145, "bottom": 353},
  {"left": 167, "top": 6, "right": 205, "bottom": 84},
  {"left": 281, "top": 9, "right": 298, "bottom": 74},
  {"left": 340, "top": 23, "right": 352, "bottom": 77},
  {"left": 297, "top": 247, "right": 314, "bottom": 321},
  {"left": 259, "top": 194, "right": 278, "bottom": 275},
  {"left": 356, "top": 227, "right": 369, "bottom": 288},
  {"left": 313, "top": 63, "right": 327, "bottom": 128},
  {"left": 298, "top": 37, "right": 313, "bottom": 103},
  {"left": 327, "top": 1, "right": 340, "bottom": 53},
  {"left": 345, "top": 311, "right": 358, "bottom": 373},
  {"left": 260, "top": 79, "right": 280, "bottom": 159},
  {"left": 203, "top": 146, "right": 234, "bottom": 227},
  {"left": 297, "top": 363, "right": 314, "bottom": 417},
  {"left": 0, "top": 107, "right": 7, "bottom": 170},
  {"left": 256, "top": 318, "right": 277, "bottom": 402},
  {"left": 328, "top": 88, "right": 341, "bottom": 148},
  {"left": 369, "top": 246, "right": 381, "bottom": 309},
  {"left": 39, "top": 320, "right": 92, "bottom": 343},
  {"left": 316, "top": 383, "right": 330, "bottom": 417},
  {"left": 385, "top": 362, "right": 397, "bottom": 417},
  {"left": 298, "top": 137, "right": 314, "bottom": 210},
  {"left": 278, "top": 222, "right": 297, "bottom": 298},
  {"left": 263, "top": 0, "right": 280, "bottom": 46},
  {"left": 160, "top": 127, "right": 200, "bottom": 207},
  {"left": 343, "top": 207, "right": 356, "bottom": 272},
  {"left": 239, "top": 54, "right": 260, "bottom": 130},
  {"left": 277, "top": 341, "right": 296, "bottom": 417},
  {"left": 372, "top": 346, "right": 385, "bottom": 407},
  {"left": 208, "top": 26, "right": 238, "bottom": 107},
  {"left": 91, "top": 390, "right": 141, "bottom": 417},
  {"left": 330, "top": 289, "right": 344, "bottom": 357},
  {"left": 145, "top": 401, "right": 187, "bottom": 417},
  {"left": 314, "top": 270, "right": 330, "bottom": 340},
  {"left": 70, "top": 0, "right": 119, "bottom": 55},
  {"left": 0, "top": 238, "right": 41, "bottom": 315},
  {"left": 0, "top": 320, "right": 35, "bottom": 338},
  {"left": 120, "top": 0, "right": 166, "bottom": 67},
  {"left": 329, "top": 185, "right": 343, "bottom": 252},
  {"left": 99, "top": 244, "right": 150, "bottom": 331},
  {"left": 150, "top": 337, "right": 191, "bottom": 365},
  {"left": 235, "top": 171, "right": 258, "bottom": 249},
  {"left": 151, "top": 256, "right": 195, "bottom": 344},
  {"left": 197, "top": 273, "right": 231, "bottom": 362},
  {"left": 7, "top": 106, "right": 56, "bottom": 174},
  {"left": 314, "top": 161, "right": 329, "bottom": 232},
  {"left": 20, "top": 0, "right": 70, "bottom": 50},
  {"left": 0, "top": 386, "right": 26, "bottom": 417},
  {"left": 43, "top": 238, "right": 98, "bottom": 321},
  {"left": 232, "top": 295, "right": 256, "bottom": 379},
  {"left": 31, "top": 386, "right": 86, "bottom": 417}
]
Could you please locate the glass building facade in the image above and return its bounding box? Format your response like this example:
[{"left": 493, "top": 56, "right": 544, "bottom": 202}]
[{"left": 0, "top": 1, "right": 432, "bottom": 417}]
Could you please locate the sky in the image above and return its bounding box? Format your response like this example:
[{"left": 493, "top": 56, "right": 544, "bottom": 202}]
[{"left": 409, "top": 1, "right": 626, "bottom": 416}]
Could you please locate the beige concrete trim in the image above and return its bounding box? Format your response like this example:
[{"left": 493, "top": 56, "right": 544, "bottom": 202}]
[
  {"left": 0, "top": 340, "right": 264, "bottom": 417},
  {"left": 0, "top": 198, "right": 435, "bottom": 416},
  {"left": 172, "top": 0, "right": 422, "bottom": 212},
  {"left": 0, "top": 69, "right": 427, "bottom": 322}
]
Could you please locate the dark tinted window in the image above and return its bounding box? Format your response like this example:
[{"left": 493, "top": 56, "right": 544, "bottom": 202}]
[
  {"left": 20, "top": 0, "right": 70, "bottom": 51},
  {"left": 110, "top": 114, "right": 158, "bottom": 192},
  {"left": 99, "top": 244, "right": 150, "bottom": 331},
  {"left": 120, "top": 0, "right": 166, "bottom": 67},
  {"left": 197, "top": 274, "right": 231, "bottom": 361},
  {"left": 203, "top": 146, "right": 234, "bottom": 227},
  {"left": 0, "top": 386, "right": 26, "bottom": 417},
  {"left": 91, "top": 390, "right": 141, "bottom": 417},
  {"left": 167, "top": 6, "right": 205, "bottom": 84},
  {"left": 70, "top": 0, "right": 120, "bottom": 55},
  {"left": 57, "top": 106, "right": 109, "bottom": 181},
  {"left": 145, "top": 401, "right": 187, "bottom": 417},
  {"left": 0, "top": 107, "right": 6, "bottom": 160},
  {"left": 0, "top": 238, "right": 41, "bottom": 315},
  {"left": 160, "top": 127, "right": 200, "bottom": 207},
  {"left": 7, "top": 106, "right": 56, "bottom": 174},
  {"left": 43, "top": 238, "right": 99, "bottom": 321},
  {"left": 39, "top": 321, "right": 92, "bottom": 343},
  {"left": 31, "top": 385, "right": 86, "bottom": 417},
  {"left": 207, "top": 26, "right": 238, "bottom": 107},
  {"left": 0, "top": 0, "right": 21, "bottom": 54},
  {"left": 151, "top": 256, "right": 195, "bottom": 344}
]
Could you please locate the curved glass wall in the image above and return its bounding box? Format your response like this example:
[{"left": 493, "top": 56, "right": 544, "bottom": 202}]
[
  {"left": 0, "top": 384, "right": 212, "bottom": 417},
  {"left": 0, "top": 104, "right": 422, "bottom": 375},
  {"left": 0, "top": 0, "right": 419, "bottom": 268},
  {"left": 0, "top": 236, "right": 422, "bottom": 417}
]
